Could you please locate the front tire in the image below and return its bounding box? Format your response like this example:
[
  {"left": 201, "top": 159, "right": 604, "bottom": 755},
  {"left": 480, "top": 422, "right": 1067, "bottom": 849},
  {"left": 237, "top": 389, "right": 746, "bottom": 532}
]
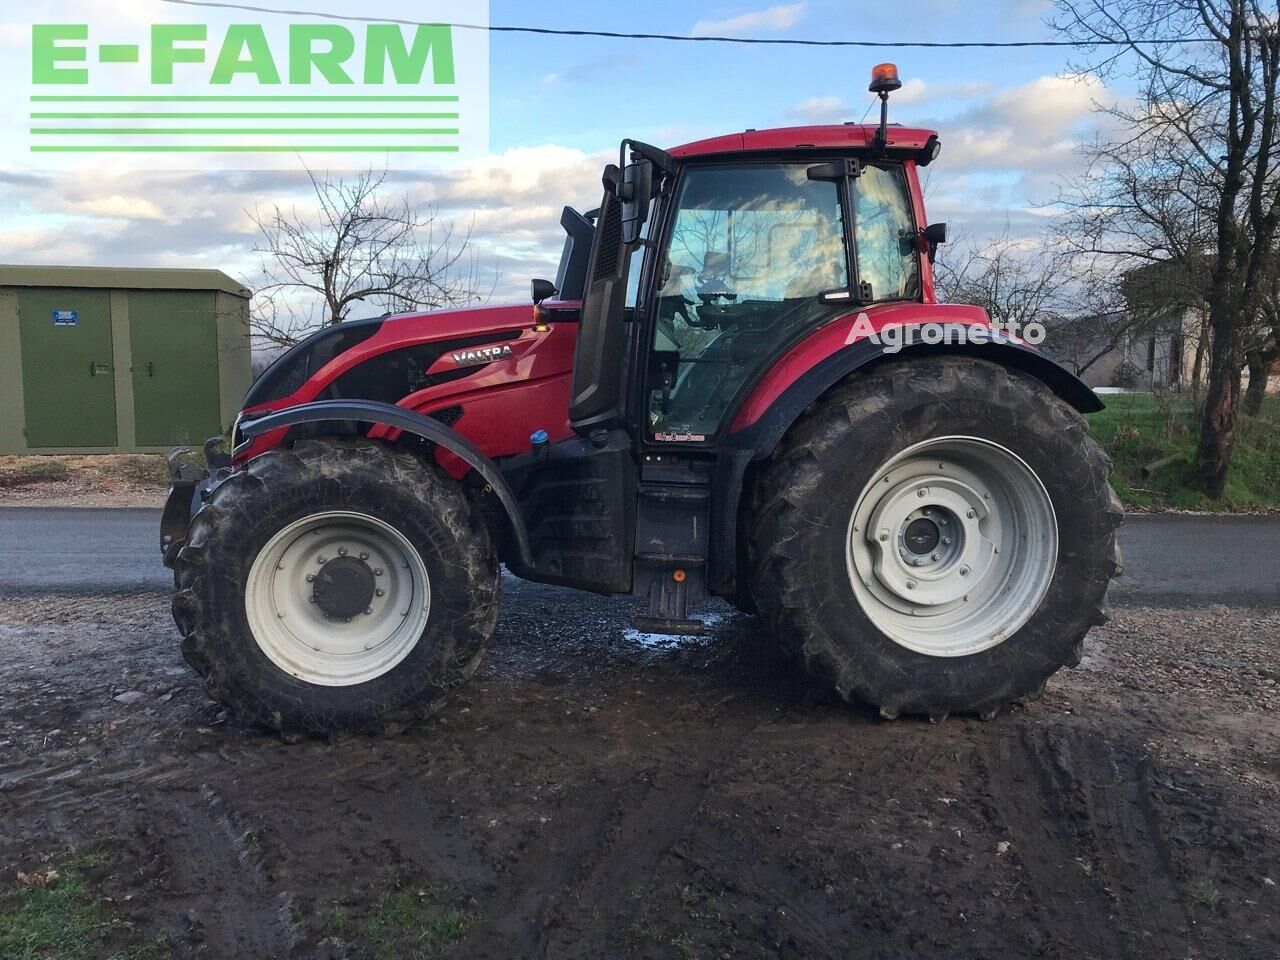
[
  {"left": 750, "top": 357, "right": 1122, "bottom": 720},
  {"left": 172, "top": 438, "right": 500, "bottom": 736}
]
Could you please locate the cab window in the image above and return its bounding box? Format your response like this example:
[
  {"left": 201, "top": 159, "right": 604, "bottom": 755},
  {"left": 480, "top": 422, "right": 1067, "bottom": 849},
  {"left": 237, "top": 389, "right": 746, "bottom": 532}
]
[
  {"left": 853, "top": 164, "right": 919, "bottom": 301},
  {"left": 646, "top": 163, "right": 848, "bottom": 442}
]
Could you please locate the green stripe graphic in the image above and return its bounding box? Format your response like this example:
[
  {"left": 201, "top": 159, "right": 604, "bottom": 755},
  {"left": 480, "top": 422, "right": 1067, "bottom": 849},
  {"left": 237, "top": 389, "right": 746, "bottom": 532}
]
[
  {"left": 32, "top": 128, "right": 460, "bottom": 136},
  {"left": 31, "top": 145, "right": 462, "bottom": 153},
  {"left": 31, "top": 95, "right": 460, "bottom": 103},
  {"left": 32, "top": 112, "right": 460, "bottom": 120}
]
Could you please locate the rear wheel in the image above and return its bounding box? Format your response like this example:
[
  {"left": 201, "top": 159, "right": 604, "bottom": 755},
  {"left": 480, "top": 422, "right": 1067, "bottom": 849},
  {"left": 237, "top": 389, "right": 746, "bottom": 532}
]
[
  {"left": 172, "top": 438, "right": 499, "bottom": 736},
  {"left": 750, "top": 356, "right": 1122, "bottom": 720}
]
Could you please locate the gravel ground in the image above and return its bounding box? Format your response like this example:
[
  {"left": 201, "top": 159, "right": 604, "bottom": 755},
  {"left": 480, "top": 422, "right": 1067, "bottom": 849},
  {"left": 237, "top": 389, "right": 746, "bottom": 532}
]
[{"left": 0, "top": 578, "right": 1277, "bottom": 959}]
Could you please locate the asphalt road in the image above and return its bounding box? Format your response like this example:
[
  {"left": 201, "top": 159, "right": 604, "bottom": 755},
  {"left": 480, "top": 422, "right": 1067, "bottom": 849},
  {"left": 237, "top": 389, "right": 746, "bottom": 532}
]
[{"left": 0, "top": 507, "right": 1276, "bottom": 606}]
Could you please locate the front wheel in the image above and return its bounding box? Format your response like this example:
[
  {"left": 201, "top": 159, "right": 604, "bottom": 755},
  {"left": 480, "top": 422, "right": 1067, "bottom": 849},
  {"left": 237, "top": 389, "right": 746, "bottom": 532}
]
[
  {"left": 172, "top": 438, "right": 500, "bottom": 736},
  {"left": 750, "top": 357, "right": 1122, "bottom": 720}
]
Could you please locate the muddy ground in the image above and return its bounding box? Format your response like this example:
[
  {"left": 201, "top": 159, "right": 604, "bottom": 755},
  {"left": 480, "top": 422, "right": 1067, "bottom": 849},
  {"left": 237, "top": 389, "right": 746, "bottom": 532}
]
[{"left": 1, "top": 575, "right": 1278, "bottom": 959}]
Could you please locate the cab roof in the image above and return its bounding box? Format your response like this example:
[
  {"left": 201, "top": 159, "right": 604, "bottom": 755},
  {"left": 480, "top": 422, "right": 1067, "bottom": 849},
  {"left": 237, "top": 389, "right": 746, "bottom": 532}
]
[{"left": 668, "top": 124, "right": 938, "bottom": 160}]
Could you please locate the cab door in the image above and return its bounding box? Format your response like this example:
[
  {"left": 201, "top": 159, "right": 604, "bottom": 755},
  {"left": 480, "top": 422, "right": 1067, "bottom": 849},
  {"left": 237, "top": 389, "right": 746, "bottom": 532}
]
[{"left": 639, "top": 161, "right": 853, "bottom": 445}]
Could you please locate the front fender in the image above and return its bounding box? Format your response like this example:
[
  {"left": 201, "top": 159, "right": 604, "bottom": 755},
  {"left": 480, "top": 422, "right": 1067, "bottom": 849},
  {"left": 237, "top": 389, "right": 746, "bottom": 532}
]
[{"left": 237, "top": 399, "right": 533, "bottom": 566}]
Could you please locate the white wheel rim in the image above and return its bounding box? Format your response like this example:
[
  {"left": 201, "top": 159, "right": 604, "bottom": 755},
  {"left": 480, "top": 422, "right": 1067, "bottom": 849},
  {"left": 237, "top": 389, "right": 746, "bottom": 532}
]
[
  {"left": 245, "top": 511, "right": 431, "bottom": 686},
  {"left": 846, "top": 436, "right": 1057, "bottom": 657}
]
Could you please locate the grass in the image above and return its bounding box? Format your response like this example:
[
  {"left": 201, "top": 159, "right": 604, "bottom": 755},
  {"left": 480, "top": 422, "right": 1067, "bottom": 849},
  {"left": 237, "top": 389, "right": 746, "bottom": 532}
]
[
  {"left": 0, "top": 854, "right": 112, "bottom": 960},
  {"left": 0, "top": 852, "right": 170, "bottom": 960},
  {"left": 1191, "top": 886, "right": 1223, "bottom": 908},
  {"left": 0, "top": 454, "right": 170, "bottom": 494},
  {"left": 0, "top": 458, "right": 72, "bottom": 489},
  {"left": 1087, "top": 394, "right": 1280, "bottom": 512},
  {"left": 327, "top": 881, "right": 477, "bottom": 959}
]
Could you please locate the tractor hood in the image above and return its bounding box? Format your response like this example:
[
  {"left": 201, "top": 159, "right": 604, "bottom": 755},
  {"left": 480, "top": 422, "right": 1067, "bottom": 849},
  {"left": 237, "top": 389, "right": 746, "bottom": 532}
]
[
  {"left": 242, "top": 302, "right": 566, "bottom": 413},
  {"left": 234, "top": 300, "right": 582, "bottom": 463}
]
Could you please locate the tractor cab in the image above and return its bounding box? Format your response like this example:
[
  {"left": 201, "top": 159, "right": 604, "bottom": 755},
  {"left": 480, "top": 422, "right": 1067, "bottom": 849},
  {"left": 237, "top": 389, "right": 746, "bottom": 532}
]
[{"left": 498, "top": 69, "right": 951, "bottom": 632}]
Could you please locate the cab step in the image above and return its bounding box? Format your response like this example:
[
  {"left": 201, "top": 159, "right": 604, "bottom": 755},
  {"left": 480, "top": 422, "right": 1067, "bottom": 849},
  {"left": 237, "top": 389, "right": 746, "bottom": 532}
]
[{"left": 632, "top": 615, "right": 705, "bottom": 636}]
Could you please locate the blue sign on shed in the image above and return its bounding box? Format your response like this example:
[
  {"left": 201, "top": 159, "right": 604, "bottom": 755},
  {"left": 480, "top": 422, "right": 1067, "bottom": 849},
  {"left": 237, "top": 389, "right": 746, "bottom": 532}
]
[{"left": 51, "top": 309, "right": 78, "bottom": 326}]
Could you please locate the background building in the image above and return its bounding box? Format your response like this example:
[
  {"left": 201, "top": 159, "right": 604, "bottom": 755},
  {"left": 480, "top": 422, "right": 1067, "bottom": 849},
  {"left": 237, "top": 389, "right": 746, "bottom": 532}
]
[{"left": 0, "top": 266, "right": 251, "bottom": 454}]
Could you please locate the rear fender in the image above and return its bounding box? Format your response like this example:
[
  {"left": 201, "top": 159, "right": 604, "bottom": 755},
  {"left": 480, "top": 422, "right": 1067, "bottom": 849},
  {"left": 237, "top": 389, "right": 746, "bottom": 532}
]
[
  {"left": 237, "top": 399, "right": 533, "bottom": 567},
  {"left": 709, "top": 323, "right": 1103, "bottom": 595}
]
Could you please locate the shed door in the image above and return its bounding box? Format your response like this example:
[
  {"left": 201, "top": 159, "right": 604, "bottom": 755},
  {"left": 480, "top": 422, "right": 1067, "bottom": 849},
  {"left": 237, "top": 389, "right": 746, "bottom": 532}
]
[
  {"left": 18, "top": 288, "right": 118, "bottom": 447},
  {"left": 129, "top": 291, "right": 222, "bottom": 446}
]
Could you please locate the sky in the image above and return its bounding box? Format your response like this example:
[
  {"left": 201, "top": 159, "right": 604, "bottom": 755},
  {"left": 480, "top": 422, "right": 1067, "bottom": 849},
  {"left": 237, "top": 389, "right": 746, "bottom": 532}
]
[{"left": 0, "top": 0, "right": 1131, "bottom": 317}]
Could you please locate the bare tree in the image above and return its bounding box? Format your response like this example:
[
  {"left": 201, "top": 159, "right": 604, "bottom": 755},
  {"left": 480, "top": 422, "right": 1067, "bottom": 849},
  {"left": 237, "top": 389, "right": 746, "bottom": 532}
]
[
  {"left": 934, "top": 229, "right": 1157, "bottom": 376},
  {"left": 1246, "top": 270, "right": 1280, "bottom": 412},
  {"left": 1050, "top": 0, "right": 1280, "bottom": 497},
  {"left": 249, "top": 167, "right": 492, "bottom": 347},
  {"left": 934, "top": 228, "right": 1072, "bottom": 328}
]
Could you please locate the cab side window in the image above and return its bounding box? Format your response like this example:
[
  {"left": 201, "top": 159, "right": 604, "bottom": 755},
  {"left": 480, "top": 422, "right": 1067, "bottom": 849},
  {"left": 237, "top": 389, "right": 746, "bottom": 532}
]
[{"left": 854, "top": 165, "right": 919, "bottom": 301}]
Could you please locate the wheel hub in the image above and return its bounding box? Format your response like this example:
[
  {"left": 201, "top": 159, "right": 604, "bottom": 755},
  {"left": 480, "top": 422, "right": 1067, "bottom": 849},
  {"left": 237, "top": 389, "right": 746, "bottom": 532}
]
[
  {"left": 312, "top": 555, "right": 377, "bottom": 621},
  {"left": 244, "top": 511, "right": 431, "bottom": 686},
  {"left": 903, "top": 516, "right": 941, "bottom": 555}
]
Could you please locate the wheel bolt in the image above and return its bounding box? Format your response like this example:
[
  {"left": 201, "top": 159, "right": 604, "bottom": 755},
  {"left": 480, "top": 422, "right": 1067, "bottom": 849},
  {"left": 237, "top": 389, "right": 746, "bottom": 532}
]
[
  {"left": 960, "top": 565, "right": 971, "bottom": 577},
  {"left": 943, "top": 538, "right": 952, "bottom": 546},
  {"left": 906, "top": 580, "right": 917, "bottom": 590},
  {"left": 931, "top": 553, "right": 940, "bottom": 561},
  {"left": 375, "top": 588, "right": 385, "bottom": 597},
  {"left": 309, "top": 596, "right": 316, "bottom": 603},
  {"left": 917, "top": 488, "right": 928, "bottom": 498},
  {"left": 306, "top": 574, "right": 315, "bottom": 582},
  {"left": 912, "top": 558, "right": 923, "bottom": 566},
  {"left": 374, "top": 568, "right": 384, "bottom": 577},
  {"left": 360, "top": 552, "right": 369, "bottom": 560},
  {"left": 365, "top": 607, "right": 373, "bottom": 615},
  {"left": 966, "top": 510, "right": 976, "bottom": 519},
  {"left": 878, "top": 530, "right": 889, "bottom": 542},
  {"left": 338, "top": 547, "right": 348, "bottom": 556}
]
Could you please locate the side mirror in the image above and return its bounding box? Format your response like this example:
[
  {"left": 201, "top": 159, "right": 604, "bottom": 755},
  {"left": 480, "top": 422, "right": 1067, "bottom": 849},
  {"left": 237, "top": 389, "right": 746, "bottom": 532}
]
[
  {"left": 619, "top": 159, "right": 654, "bottom": 245},
  {"left": 922, "top": 222, "right": 947, "bottom": 261},
  {"left": 531, "top": 278, "right": 557, "bottom": 304}
]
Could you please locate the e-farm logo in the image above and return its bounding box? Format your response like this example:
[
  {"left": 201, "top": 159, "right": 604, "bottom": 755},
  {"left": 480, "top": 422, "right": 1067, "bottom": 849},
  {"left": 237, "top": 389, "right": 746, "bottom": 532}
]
[{"left": 10, "top": 1, "right": 489, "bottom": 171}]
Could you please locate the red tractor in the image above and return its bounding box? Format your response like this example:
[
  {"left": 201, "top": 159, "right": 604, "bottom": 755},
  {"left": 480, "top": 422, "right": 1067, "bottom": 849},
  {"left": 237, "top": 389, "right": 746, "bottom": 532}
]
[{"left": 162, "top": 66, "right": 1121, "bottom": 736}]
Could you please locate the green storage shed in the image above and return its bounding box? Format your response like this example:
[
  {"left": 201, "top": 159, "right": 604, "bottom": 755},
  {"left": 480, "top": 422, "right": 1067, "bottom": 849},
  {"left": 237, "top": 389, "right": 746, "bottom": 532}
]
[{"left": 0, "top": 266, "right": 252, "bottom": 454}]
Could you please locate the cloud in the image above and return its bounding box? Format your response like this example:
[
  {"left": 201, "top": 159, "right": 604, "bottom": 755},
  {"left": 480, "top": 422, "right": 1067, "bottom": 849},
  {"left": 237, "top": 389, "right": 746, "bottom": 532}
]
[
  {"left": 789, "top": 79, "right": 996, "bottom": 125},
  {"left": 793, "top": 96, "right": 851, "bottom": 124},
  {"left": 0, "top": 146, "right": 613, "bottom": 307},
  {"left": 929, "top": 73, "right": 1112, "bottom": 174},
  {"left": 692, "top": 3, "right": 807, "bottom": 36}
]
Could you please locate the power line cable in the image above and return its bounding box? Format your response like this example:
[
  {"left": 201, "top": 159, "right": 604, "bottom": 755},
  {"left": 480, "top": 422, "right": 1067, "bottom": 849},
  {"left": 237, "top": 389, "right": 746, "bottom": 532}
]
[{"left": 155, "top": 0, "right": 1209, "bottom": 48}]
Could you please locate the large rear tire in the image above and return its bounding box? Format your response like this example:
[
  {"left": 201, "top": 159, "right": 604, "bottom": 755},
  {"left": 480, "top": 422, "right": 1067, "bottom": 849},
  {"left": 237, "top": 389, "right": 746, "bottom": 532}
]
[
  {"left": 750, "top": 356, "right": 1122, "bottom": 720},
  {"left": 172, "top": 438, "right": 500, "bottom": 736}
]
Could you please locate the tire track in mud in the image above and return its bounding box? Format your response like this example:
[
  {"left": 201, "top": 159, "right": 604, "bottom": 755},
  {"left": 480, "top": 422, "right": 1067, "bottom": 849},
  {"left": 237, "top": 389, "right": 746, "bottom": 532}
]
[
  {"left": 463, "top": 705, "right": 762, "bottom": 959},
  {"left": 980, "top": 724, "right": 1195, "bottom": 960},
  {"left": 143, "top": 783, "right": 297, "bottom": 957}
]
